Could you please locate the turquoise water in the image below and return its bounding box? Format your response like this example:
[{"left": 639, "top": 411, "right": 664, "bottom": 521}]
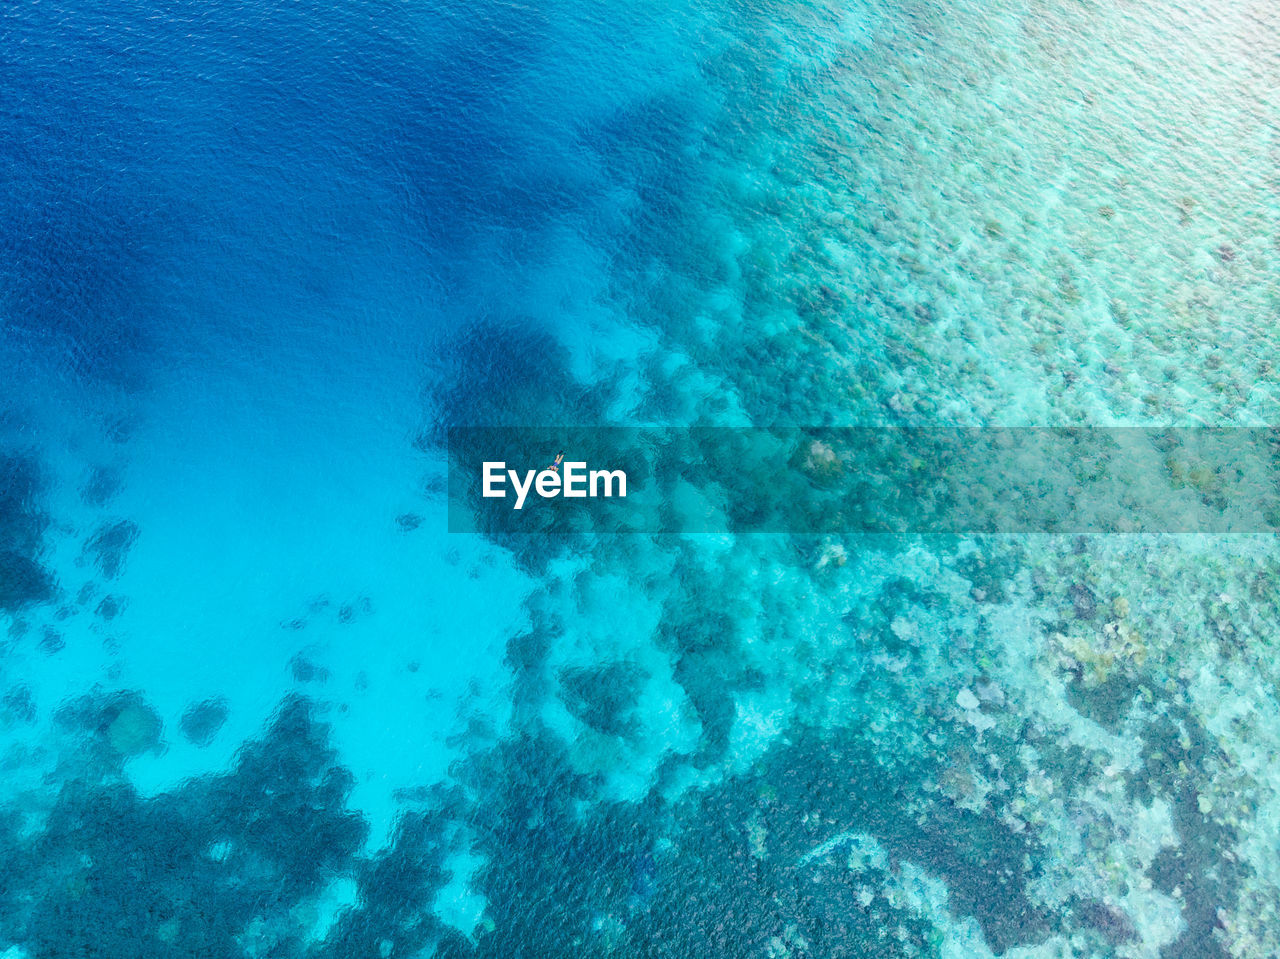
[{"left": 2, "top": 0, "right": 1279, "bottom": 956}]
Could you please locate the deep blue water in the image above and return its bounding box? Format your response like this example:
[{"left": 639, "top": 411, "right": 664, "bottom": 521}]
[{"left": 3, "top": 0, "right": 1278, "bottom": 956}]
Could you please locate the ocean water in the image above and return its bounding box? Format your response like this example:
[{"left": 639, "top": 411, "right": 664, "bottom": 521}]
[{"left": 2, "top": 0, "right": 1279, "bottom": 956}]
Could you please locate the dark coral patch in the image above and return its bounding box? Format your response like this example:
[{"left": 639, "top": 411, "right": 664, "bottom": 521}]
[
  {"left": 0, "top": 550, "right": 55, "bottom": 611},
  {"left": 55, "top": 688, "right": 164, "bottom": 761},
  {"left": 80, "top": 465, "right": 121, "bottom": 507},
  {"left": 19, "top": 696, "right": 366, "bottom": 957},
  {"left": 1137, "top": 709, "right": 1244, "bottom": 959},
  {"left": 95, "top": 594, "right": 123, "bottom": 621},
  {"left": 0, "top": 452, "right": 54, "bottom": 611},
  {"left": 2, "top": 685, "right": 36, "bottom": 724},
  {"left": 181, "top": 698, "right": 230, "bottom": 747},
  {"left": 84, "top": 520, "right": 140, "bottom": 579},
  {"left": 39, "top": 627, "right": 65, "bottom": 654},
  {"left": 558, "top": 662, "right": 648, "bottom": 737},
  {"left": 290, "top": 653, "right": 330, "bottom": 684}
]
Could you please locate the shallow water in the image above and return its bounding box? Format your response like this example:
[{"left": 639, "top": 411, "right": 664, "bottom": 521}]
[{"left": 2, "top": 0, "right": 1279, "bottom": 956}]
